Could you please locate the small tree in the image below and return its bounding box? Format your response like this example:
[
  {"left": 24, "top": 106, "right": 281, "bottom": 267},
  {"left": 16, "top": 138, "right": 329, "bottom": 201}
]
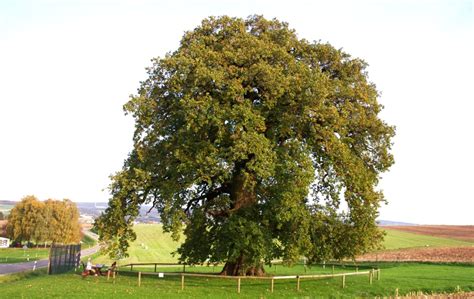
[{"left": 95, "top": 15, "right": 395, "bottom": 276}]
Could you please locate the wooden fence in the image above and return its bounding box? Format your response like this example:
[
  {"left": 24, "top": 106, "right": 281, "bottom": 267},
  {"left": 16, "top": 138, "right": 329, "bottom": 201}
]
[{"left": 118, "top": 264, "right": 380, "bottom": 294}]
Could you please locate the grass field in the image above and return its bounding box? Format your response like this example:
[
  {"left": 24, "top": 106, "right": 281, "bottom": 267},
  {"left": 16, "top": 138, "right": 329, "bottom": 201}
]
[
  {"left": 91, "top": 224, "right": 474, "bottom": 265},
  {"left": 383, "top": 229, "right": 474, "bottom": 250},
  {"left": 0, "top": 248, "right": 50, "bottom": 263},
  {"left": 93, "top": 223, "right": 182, "bottom": 264},
  {"left": 0, "top": 233, "right": 97, "bottom": 264},
  {"left": 0, "top": 262, "right": 472, "bottom": 298}
]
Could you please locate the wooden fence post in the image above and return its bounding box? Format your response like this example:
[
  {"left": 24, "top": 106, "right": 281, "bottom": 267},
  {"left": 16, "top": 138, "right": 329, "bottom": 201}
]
[
  {"left": 237, "top": 278, "right": 241, "bottom": 294},
  {"left": 155, "top": 264, "right": 157, "bottom": 272},
  {"left": 138, "top": 272, "right": 141, "bottom": 287},
  {"left": 181, "top": 274, "right": 184, "bottom": 291},
  {"left": 369, "top": 269, "right": 373, "bottom": 285},
  {"left": 271, "top": 278, "right": 274, "bottom": 293},
  {"left": 332, "top": 265, "right": 335, "bottom": 275},
  {"left": 297, "top": 276, "right": 300, "bottom": 291},
  {"left": 131, "top": 264, "right": 133, "bottom": 271},
  {"left": 183, "top": 264, "right": 186, "bottom": 273},
  {"left": 342, "top": 274, "right": 346, "bottom": 288},
  {"left": 377, "top": 269, "right": 381, "bottom": 281}
]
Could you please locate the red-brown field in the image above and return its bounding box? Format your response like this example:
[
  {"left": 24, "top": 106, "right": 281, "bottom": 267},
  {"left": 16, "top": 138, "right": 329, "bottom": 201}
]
[
  {"left": 385, "top": 225, "right": 474, "bottom": 242},
  {"left": 359, "top": 246, "right": 474, "bottom": 263},
  {"left": 359, "top": 225, "right": 474, "bottom": 263}
]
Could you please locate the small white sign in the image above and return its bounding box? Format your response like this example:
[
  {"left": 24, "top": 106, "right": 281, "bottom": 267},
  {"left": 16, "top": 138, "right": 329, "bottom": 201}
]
[{"left": 158, "top": 272, "right": 164, "bottom": 278}]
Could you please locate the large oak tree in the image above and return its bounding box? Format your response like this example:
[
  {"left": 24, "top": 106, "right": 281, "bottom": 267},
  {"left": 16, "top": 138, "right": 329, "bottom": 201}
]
[{"left": 95, "top": 16, "right": 394, "bottom": 276}]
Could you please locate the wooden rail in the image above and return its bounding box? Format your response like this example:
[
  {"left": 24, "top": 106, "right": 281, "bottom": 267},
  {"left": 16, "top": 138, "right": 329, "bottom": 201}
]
[
  {"left": 127, "top": 268, "right": 381, "bottom": 294},
  {"left": 121, "top": 262, "right": 187, "bottom": 272}
]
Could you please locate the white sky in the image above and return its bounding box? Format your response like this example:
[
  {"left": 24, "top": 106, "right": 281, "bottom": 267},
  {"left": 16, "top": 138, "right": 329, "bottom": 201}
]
[{"left": 0, "top": 0, "right": 472, "bottom": 224}]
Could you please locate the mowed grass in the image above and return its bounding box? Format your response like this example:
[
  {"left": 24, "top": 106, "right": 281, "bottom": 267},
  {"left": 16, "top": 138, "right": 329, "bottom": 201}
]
[
  {"left": 0, "top": 248, "right": 49, "bottom": 263},
  {"left": 93, "top": 223, "right": 182, "bottom": 265},
  {"left": 383, "top": 229, "right": 474, "bottom": 250},
  {"left": 0, "top": 234, "right": 97, "bottom": 264},
  {"left": 1, "top": 263, "right": 473, "bottom": 298}
]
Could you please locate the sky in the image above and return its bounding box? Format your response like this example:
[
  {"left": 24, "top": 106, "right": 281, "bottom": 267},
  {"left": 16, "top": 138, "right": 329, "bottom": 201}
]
[{"left": 0, "top": 0, "right": 472, "bottom": 225}]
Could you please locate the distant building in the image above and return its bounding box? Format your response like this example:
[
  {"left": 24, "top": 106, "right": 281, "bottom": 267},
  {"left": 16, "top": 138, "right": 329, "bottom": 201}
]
[{"left": 0, "top": 237, "right": 10, "bottom": 248}]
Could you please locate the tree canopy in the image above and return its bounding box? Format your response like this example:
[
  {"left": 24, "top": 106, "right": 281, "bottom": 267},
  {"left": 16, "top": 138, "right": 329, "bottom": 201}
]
[
  {"left": 7, "top": 195, "right": 81, "bottom": 245},
  {"left": 95, "top": 15, "right": 394, "bottom": 275}
]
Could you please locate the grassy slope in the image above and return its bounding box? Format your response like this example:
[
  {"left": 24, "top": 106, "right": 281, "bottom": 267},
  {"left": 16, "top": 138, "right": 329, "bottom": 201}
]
[
  {"left": 93, "top": 223, "right": 182, "bottom": 265},
  {"left": 383, "top": 229, "right": 474, "bottom": 250},
  {"left": 0, "top": 263, "right": 473, "bottom": 298},
  {"left": 90, "top": 224, "right": 473, "bottom": 265}
]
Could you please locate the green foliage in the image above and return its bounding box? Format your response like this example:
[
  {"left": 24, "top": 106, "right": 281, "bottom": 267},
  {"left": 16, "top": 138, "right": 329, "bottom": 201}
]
[
  {"left": 7, "top": 196, "right": 81, "bottom": 245},
  {"left": 96, "top": 15, "right": 395, "bottom": 274}
]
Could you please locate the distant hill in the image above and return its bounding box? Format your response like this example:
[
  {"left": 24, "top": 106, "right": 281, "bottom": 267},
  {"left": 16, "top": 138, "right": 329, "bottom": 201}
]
[
  {"left": 377, "top": 219, "right": 417, "bottom": 226},
  {"left": 0, "top": 200, "right": 160, "bottom": 223},
  {"left": 75, "top": 202, "right": 160, "bottom": 223}
]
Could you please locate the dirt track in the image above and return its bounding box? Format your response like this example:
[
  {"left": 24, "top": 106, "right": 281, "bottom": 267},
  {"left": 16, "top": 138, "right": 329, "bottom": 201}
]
[
  {"left": 385, "top": 225, "right": 474, "bottom": 242},
  {"left": 359, "top": 246, "right": 474, "bottom": 263}
]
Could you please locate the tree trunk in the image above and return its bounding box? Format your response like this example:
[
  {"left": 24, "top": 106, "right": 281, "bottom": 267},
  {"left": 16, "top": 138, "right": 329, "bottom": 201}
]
[{"left": 219, "top": 254, "right": 265, "bottom": 276}]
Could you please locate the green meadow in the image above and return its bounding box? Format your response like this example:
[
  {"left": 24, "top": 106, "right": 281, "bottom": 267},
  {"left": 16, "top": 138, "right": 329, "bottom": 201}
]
[
  {"left": 382, "top": 228, "right": 473, "bottom": 250},
  {"left": 0, "top": 234, "right": 97, "bottom": 264},
  {"left": 0, "top": 262, "right": 473, "bottom": 298}
]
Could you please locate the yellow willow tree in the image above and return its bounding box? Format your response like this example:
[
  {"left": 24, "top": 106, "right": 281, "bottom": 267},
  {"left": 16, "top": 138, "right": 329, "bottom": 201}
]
[
  {"left": 95, "top": 16, "right": 394, "bottom": 276},
  {"left": 7, "top": 196, "right": 81, "bottom": 245},
  {"left": 7, "top": 195, "right": 47, "bottom": 244}
]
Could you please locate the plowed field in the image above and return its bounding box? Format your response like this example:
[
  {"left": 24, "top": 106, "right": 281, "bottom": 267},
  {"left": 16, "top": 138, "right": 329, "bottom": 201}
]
[
  {"left": 385, "top": 225, "right": 474, "bottom": 242},
  {"left": 359, "top": 246, "right": 474, "bottom": 263}
]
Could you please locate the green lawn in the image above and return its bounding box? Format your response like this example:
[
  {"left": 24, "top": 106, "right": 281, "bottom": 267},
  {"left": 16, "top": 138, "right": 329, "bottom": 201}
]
[
  {"left": 0, "top": 248, "right": 49, "bottom": 263},
  {"left": 0, "top": 234, "right": 97, "bottom": 264},
  {"left": 0, "top": 263, "right": 472, "bottom": 298},
  {"left": 383, "top": 229, "right": 474, "bottom": 250}
]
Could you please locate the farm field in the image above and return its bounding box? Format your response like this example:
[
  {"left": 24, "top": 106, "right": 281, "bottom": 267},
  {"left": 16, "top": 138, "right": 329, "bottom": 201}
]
[
  {"left": 382, "top": 228, "right": 473, "bottom": 250},
  {"left": 385, "top": 225, "right": 474, "bottom": 242},
  {"left": 0, "top": 263, "right": 473, "bottom": 298},
  {"left": 359, "top": 227, "right": 474, "bottom": 263},
  {"left": 91, "top": 223, "right": 474, "bottom": 265}
]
